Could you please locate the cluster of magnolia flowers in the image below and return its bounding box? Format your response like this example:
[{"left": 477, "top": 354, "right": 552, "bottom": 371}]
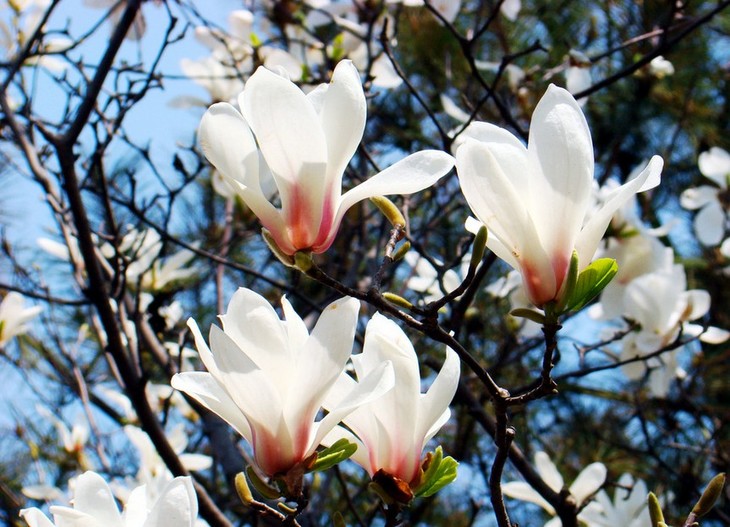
[
  {"left": 162, "top": 57, "right": 666, "bottom": 506},
  {"left": 174, "top": 0, "right": 524, "bottom": 110},
  {"left": 5, "top": 22, "right": 727, "bottom": 523}
]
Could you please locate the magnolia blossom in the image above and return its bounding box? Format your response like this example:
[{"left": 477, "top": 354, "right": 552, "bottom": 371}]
[
  {"left": 579, "top": 474, "right": 652, "bottom": 527},
  {"left": 589, "top": 174, "right": 676, "bottom": 320},
  {"left": 20, "top": 471, "right": 198, "bottom": 527},
  {"left": 122, "top": 425, "right": 211, "bottom": 504},
  {"left": 404, "top": 251, "right": 467, "bottom": 303},
  {"left": 120, "top": 229, "right": 197, "bottom": 292},
  {"left": 176, "top": 10, "right": 253, "bottom": 107},
  {"left": 305, "top": 4, "right": 403, "bottom": 88},
  {"left": 455, "top": 84, "right": 663, "bottom": 308},
  {"left": 171, "top": 288, "right": 394, "bottom": 476},
  {"left": 0, "top": 292, "right": 42, "bottom": 347},
  {"left": 485, "top": 268, "right": 542, "bottom": 339},
  {"left": 620, "top": 263, "right": 729, "bottom": 397},
  {"left": 35, "top": 406, "right": 91, "bottom": 468},
  {"left": 324, "top": 313, "right": 460, "bottom": 486},
  {"left": 199, "top": 60, "right": 453, "bottom": 255},
  {"left": 680, "top": 147, "right": 730, "bottom": 246},
  {"left": 648, "top": 56, "right": 675, "bottom": 78},
  {"left": 502, "top": 451, "right": 607, "bottom": 527}
]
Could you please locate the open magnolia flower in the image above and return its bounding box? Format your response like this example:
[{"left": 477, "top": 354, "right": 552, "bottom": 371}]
[
  {"left": 579, "top": 473, "right": 653, "bottom": 527},
  {"left": 171, "top": 288, "right": 394, "bottom": 477},
  {"left": 455, "top": 84, "right": 662, "bottom": 308},
  {"left": 323, "top": 313, "right": 460, "bottom": 489},
  {"left": 199, "top": 59, "right": 454, "bottom": 256},
  {"left": 20, "top": 471, "right": 198, "bottom": 527},
  {"left": 680, "top": 146, "right": 730, "bottom": 246},
  {"left": 620, "top": 263, "right": 729, "bottom": 397},
  {"left": 502, "top": 451, "right": 607, "bottom": 527},
  {"left": 0, "top": 292, "right": 42, "bottom": 347}
]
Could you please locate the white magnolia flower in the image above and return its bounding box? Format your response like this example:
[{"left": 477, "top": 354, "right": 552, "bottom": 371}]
[
  {"left": 404, "top": 251, "right": 467, "bottom": 303},
  {"left": 199, "top": 60, "right": 453, "bottom": 255},
  {"left": 591, "top": 235, "right": 673, "bottom": 320},
  {"left": 485, "top": 268, "right": 543, "bottom": 339},
  {"left": 176, "top": 10, "right": 254, "bottom": 107},
  {"left": 0, "top": 292, "right": 42, "bottom": 347},
  {"left": 121, "top": 229, "right": 197, "bottom": 292},
  {"left": 680, "top": 147, "right": 730, "bottom": 246},
  {"left": 172, "top": 288, "right": 395, "bottom": 477},
  {"left": 620, "top": 264, "right": 729, "bottom": 397},
  {"left": 648, "top": 56, "right": 674, "bottom": 78},
  {"left": 502, "top": 451, "right": 607, "bottom": 527},
  {"left": 35, "top": 406, "right": 90, "bottom": 467},
  {"left": 124, "top": 425, "right": 211, "bottom": 503},
  {"left": 20, "top": 471, "right": 198, "bottom": 527},
  {"left": 455, "top": 84, "right": 662, "bottom": 308},
  {"left": 579, "top": 473, "right": 652, "bottom": 527},
  {"left": 324, "top": 313, "right": 460, "bottom": 486}
]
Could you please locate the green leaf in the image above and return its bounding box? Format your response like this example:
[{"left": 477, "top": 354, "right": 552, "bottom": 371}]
[
  {"left": 509, "top": 307, "right": 547, "bottom": 325},
  {"left": 563, "top": 258, "right": 618, "bottom": 313},
  {"left": 414, "top": 446, "right": 459, "bottom": 498},
  {"left": 309, "top": 439, "right": 358, "bottom": 473},
  {"left": 555, "top": 250, "right": 580, "bottom": 314}
]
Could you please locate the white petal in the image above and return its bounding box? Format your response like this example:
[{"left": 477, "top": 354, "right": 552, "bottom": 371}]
[
  {"left": 171, "top": 372, "right": 253, "bottom": 442},
  {"left": 456, "top": 138, "right": 537, "bottom": 253},
  {"left": 683, "top": 289, "right": 711, "bottom": 320},
  {"left": 457, "top": 139, "right": 554, "bottom": 297},
  {"left": 19, "top": 508, "right": 56, "bottom": 527},
  {"left": 694, "top": 200, "right": 726, "bottom": 246},
  {"left": 568, "top": 462, "right": 606, "bottom": 504},
  {"left": 145, "top": 476, "right": 198, "bottom": 527},
  {"left": 262, "top": 48, "right": 303, "bottom": 81},
  {"left": 179, "top": 453, "right": 213, "bottom": 472},
  {"left": 418, "top": 347, "right": 460, "bottom": 442},
  {"left": 535, "top": 452, "right": 564, "bottom": 493},
  {"left": 699, "top": 326, "right": 730, "bottom": 344},
  {"left": 317, "top": 150, "right": 453, "bottom": 252},
  {"left": 207, "top": 325, "right": 283, "bottom": 429},
  {"left": 501, "top": 481, "right": 556, "bottom": 515},
  {"left": 565, "top": 67, "right": 591, "bottom": 102},
  {"left": 199, "top": 103, "right": 258, "bottom": 189},
  {"left": 576, "top": 155, "right": 663, "bottom": 267},
  {"left": 219, "top": 288, "right": 290, "bottom": 376},
  {"left": 527, "top": 84, "right": 594, "bottom": 261},
  {"left": 698, "top": 147, "right": 730, "bottom": 187},
  {"left": 67, "top": 471, "right": 122, "bottom": 524},
  {"left": 284, "top": 297, "right": 360, "bottom": 429},
  {"left": 680, "top": 185, "right": 719, "bottom": 210},
  {"left": 319, "top": 60, "right": 366, "bottom": 194},
  {"left": 441, "top": 94, "right": 470, "bottom": 123},
  {"left": 313, "top": 359, "right": 395, "bottom": 451},
  {"left": 240, "top": 65, "right": 327, "bottom": 204},
  {"left": 199, "top": 104, "right": 283, "bottom": 237}
]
